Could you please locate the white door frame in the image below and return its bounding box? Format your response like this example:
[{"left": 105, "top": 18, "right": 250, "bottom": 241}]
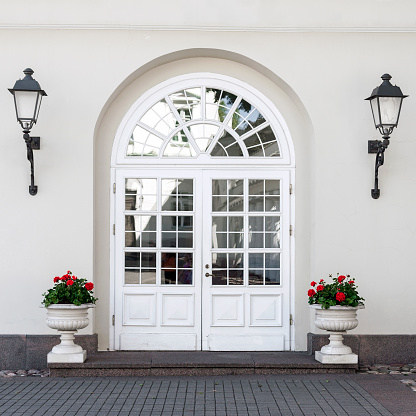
[
  {"left": 109, "top": 72, "right": 296, "bottom": 351},
  {"left": 110, "top": 165, "right": 294, "bottom": 351}
]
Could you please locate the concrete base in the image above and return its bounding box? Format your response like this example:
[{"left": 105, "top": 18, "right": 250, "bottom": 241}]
[
  {"left": 48, "top": 350, "right": 87, "bottom": 363},
  {"left": 315, "top": 351, "right": 358, "bottom": 364},
  {"left": 0, "top": 334, "right": 97, "bottom": 370},
  {"left": 308, "top": 333, "right": 416, "bottom": 365}
]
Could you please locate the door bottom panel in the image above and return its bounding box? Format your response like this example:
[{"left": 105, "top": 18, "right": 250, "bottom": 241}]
[
  {"left": 207, "top": 334, "right": 285, "bottom": 351},
  {"left": 120, "top": 333, "right": 197, "bottom": 350}
]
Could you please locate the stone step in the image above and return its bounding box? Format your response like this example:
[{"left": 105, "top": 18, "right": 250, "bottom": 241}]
[{"left": 48, "top": 351, "right": 357, "bottom": 377}]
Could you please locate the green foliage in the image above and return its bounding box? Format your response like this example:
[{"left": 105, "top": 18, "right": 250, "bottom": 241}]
[
  {"left": 42, "top": 271, "right": 98, "bottom": 307},
  {"left": 307, "top": 274, "right": 364, "bottom": 309}
]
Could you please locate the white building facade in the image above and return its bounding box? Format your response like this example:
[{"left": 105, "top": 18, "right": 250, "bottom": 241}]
[{"left": 1, "top": 0, "right": 415, "bottom": 364}]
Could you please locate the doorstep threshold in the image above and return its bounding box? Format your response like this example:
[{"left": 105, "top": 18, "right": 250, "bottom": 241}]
[{"left": 48, "top": 351, "right": 358, "bottom": 377}]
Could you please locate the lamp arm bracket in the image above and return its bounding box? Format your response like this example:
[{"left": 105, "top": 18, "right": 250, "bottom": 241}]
[
  {"left": 370, "top": 142, "right": 387, "bottom": 200},
  {"left": 23, "top": 132, "right": 38, "bottom": 196}
]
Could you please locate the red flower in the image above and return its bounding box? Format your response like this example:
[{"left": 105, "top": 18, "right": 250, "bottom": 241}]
[
  {"left": 319, "top": 279, "right": 324, "bottom": 283},
  {"left": 336, "top": 292, "right": 346, "bottom": 302},
  {"left": 66, "top": 280, "right": 74, "bottom": 286},
  {"left": 348, "top": 280, "right": 354, "bottom": 285},
  {"left": 310, "top": 281, "right": 316, "bottom": 287},
  {"left": 72, "top": 276, "right": 77, "bottom": 280},
  {"left": 316, "top": 285, "right": 324, "bottom": 292},
  {"left": 67, "top": 271, "right": 71, "bottom": 274},
  {"left": 338, "top": 275, "right": 346, "bottom": 283},
  {"left": 53, "top": 276, "right": 59, "bottom": 283},
  {"left": 308, "top": 289, "right": 316, "bottom": 297},
  {"left": 85, "top": 282, "right": 94, "bottom": 291}
]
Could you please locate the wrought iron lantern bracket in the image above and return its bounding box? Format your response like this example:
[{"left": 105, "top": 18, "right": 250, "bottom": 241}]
[
  {"left": 9, "top": 68, "right": 46, "bottom": 196},
  {"left": 365, "top": 74, "right": 407, "bottom": 199}
]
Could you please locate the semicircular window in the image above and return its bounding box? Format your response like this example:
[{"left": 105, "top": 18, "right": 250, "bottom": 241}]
[{"left": 127, "top": 86, "right": 281, "bottom": 158}]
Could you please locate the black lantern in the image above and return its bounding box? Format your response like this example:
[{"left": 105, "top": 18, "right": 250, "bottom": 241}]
[
  {"left": 365, "top": 74, "right": 407, "bottom": 199},
  {"left": 9, "top": 68, "right": 47, "bottom": 196}
]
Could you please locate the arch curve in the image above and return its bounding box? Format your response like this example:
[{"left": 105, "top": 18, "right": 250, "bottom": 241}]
[
  {"left": 112, "top": 73, "right": 295, "bottom": 166},
  {"left": 94, "top": 48, "right": 313, "bottom": 148}
]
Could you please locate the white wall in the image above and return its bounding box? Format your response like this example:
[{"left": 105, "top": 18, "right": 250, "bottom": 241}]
[
  {"left": 1, "top": 0, "right": 415, "bottom": 30},
  {"left": 1, "top": 1, "right": 416, "bottom": 349}
]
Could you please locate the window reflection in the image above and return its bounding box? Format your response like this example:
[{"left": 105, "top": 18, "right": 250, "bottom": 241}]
[
  {"left": 124, "top": 252, "right": 157, "bottom": 285},
  {"left": 210, "top": 178, "right": 282, "bottom": 287},
  {"left": 189, "top": 123, "right": 219, "bottom": 151},
  {"left": 161, "top": 252, "right": 193, "bottom": 285},
  {"left": 169, "top": 88, "right": 202, "bottom": 123},
  {"left": 163, "top": 130, "right": 197, "bottom": 157},
  {"left": 233, "top": 99, "right": 265, "bottom": 136},
  {"left": 249, "top": 253, "right": 280, "bottom": 285},
  {"left": 128, "top": 126, "right": 164, "bottom": 157},
  {"left": 211, "top": 130, "right": 243, "bottom": 157},
  {"left": 127, "top": 85, "right": 281, "bottom": 159},
  {"left": 211, "top": 252, "right": 243, "bottom": 285},
  {"left": 125, "top": 179, "right": 157, "bottom": 211},
  {"left": 212, "top": 180, "right": 244, "bottom": 212},
  {"left": 162, "top": 179, "right": 194, "bottom": 212},
  {"left": 205, "top": 88, "right": 238, "bottom": 122},
  {"left": 125, "top": 215, "right": 157, "bottom": 247}
]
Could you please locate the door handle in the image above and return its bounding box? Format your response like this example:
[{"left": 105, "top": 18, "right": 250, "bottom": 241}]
[{"left": 205, "top": 273, "right": 212, "bottom": 277}]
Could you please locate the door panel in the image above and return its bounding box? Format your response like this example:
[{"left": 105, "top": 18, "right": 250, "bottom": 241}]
[
  {"left": 201, "top": 171, "right": 290, "bottom": 351},
  {"left": 114, "top": 169, "right": 290, "bottom": 351},
  {"left": 114, "top": 170, "right": 202, "bottom": 350}
]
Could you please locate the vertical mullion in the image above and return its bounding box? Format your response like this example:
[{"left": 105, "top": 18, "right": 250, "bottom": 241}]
[
  {"left": 226, "top": 181, "right": 230, "bottom": 286},
  {"left": 139, "top": 252, "right": 142, "bottom": 285},
  {"left": 201, "top": 86, "right": 206, "bottom": 120},
  {"left": 244, "top": 178, "right": 248, "bottom": 287},
  {"left": 175, "top": 253, "right": 178, "bottom": 285},
  {"left": 157, "top": 177, "right": 161, "bottom": 286}
]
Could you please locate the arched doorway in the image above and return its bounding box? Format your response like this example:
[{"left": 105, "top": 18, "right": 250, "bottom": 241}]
[{"left": 111, "top": 73, "right": 295, "bottom": 351}]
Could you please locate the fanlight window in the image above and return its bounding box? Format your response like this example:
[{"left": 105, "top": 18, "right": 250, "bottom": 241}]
[{"left": 127, "top": 87, "right": 281, "bottom": 158}]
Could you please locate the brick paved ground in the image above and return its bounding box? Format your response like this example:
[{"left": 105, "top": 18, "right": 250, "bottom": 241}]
[{"left": 0, "top": 374, "right": 412, "bottom": 416}]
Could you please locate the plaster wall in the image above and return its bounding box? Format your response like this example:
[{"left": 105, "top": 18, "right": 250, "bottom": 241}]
[
  {"left": 1, "top": 0, "right": 415, "bottom": 30},
  {"left": 0, "top": 15, "right": 415, "bottom": 351}
]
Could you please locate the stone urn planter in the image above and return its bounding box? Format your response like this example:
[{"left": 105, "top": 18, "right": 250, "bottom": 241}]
[
  {"left": 309, "top": 304, "right": 364, "bottom": 364},
  {"left": 46, "top": 304, "right": 95, "bottom": 363}
]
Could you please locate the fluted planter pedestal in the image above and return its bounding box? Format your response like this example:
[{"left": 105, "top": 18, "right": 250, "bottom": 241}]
[
  {"left": 45, "top": 304, "right": 94, "bottom": 363},
  {"left": 309, "top": 304, "right": 364, "bottom": 364}
]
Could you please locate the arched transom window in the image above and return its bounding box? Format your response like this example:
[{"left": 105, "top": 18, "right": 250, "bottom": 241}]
[{"left": 114, "top": 74, "right": 293, "bottom": 165}]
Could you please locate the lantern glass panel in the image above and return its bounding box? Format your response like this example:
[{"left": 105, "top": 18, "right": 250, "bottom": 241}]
[
  {"left": 378, "top": 96, "right": 402, "bottom": 126},
  {"left": 14, "top": 90, "right": 39, "bottom": 122},
  {"left": 370, "top": 97, "right": 380, "bottom": 127},
  {"left": 34, "top": 94, "right": 43, "bottom": 123}
]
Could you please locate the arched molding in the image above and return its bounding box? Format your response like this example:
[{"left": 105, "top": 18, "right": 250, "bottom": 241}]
[
  {"left": 94, "top": 48, "right": 313, "bottom": 148},
  {"left": 93, "top": 49, "right": 313, "bottom": 351}
]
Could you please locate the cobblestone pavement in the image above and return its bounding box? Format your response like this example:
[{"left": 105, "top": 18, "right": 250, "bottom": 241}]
[
  {"left": 3, "top": 364, "right": 416, "bottom": 393},
  {"left": 358, "top": 364, "right": 416, "bottom": 392},
  {"left": 0, "top": 374, "right": 409, "bottom": 416}
]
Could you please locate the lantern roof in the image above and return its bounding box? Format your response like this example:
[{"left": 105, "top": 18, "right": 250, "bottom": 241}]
[
  {"left": 9, "top": 68, "right": 47, "bottom": 95},
  {"left": 365, "top": 74, "right": 407, "bottom": 100}
]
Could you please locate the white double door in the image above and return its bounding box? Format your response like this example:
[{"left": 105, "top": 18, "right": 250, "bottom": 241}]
[{"left": 114, "top": 167, "right": 291, "bottom": 351}]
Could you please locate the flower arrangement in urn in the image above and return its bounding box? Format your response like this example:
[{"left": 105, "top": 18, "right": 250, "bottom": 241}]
[
  {"left": 42, "top": 271, "right": 98, "bottom": 307},
  {"left": 307, "top": 273, "right": 364, "bottom": 309},
  {"left": 42, "top": 271, "right": 97, "bottom": 364},
  {"left": 308, "top": 273, "right": 365, "bottom": 364}
]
